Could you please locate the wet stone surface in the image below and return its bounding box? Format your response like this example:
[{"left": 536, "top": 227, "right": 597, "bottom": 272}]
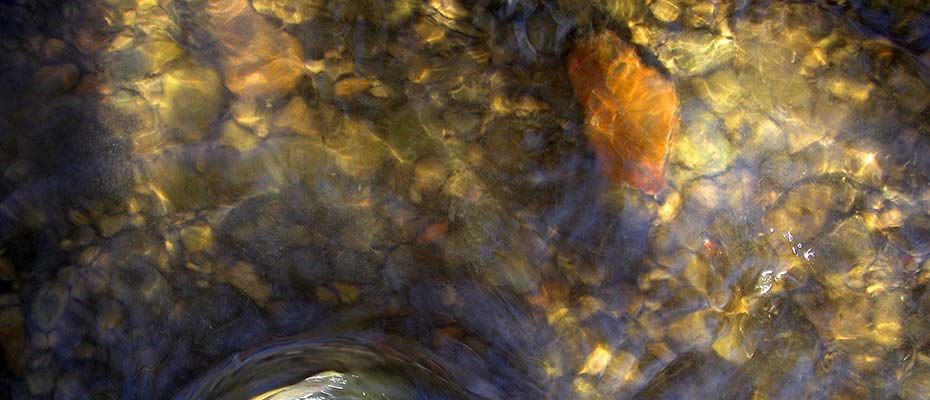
[{"left": 1, "top": 0, "right": 930, "bottom": 399}]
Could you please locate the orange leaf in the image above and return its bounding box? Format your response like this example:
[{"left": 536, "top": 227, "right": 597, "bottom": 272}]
[{"left": 568, "top": 31, "right": 680, "bottom": 194}]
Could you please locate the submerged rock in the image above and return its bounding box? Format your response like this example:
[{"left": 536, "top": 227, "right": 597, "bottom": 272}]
[
  {"left": 567, "top": 31, "right": 680, "bottom": 194},
  {"left": 157, "top": 63, "right": 224, "bottom": 142},
  {"left": 252, "top": 0, "right": 326, "bottom": 25},
  {"left": 206, "top": 0, "right": 305, "bottom": 98}
]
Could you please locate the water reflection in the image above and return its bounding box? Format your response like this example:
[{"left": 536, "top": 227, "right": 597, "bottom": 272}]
[{"left": 1, "top": 0, "right": 930, "bottom": 399}]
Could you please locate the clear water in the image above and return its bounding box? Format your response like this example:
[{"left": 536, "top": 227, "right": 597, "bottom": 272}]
[{"left": 1, "top": 0, "right": 930, "bottom": 399}]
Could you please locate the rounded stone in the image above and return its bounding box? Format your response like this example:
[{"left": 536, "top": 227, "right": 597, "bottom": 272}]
[
  {"left": 158, "top": 64, "right": 224, "bottom": 141},
  {"left": 285, "top": 247, "right": 330, "bottom": 292},
  {"left": 30, "top": 284, "right": 69, "bottom": 331}
]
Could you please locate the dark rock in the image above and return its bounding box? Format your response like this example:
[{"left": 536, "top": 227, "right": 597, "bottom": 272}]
[{"left": 30, "top": 283, "right": 69, "bottom": 332}]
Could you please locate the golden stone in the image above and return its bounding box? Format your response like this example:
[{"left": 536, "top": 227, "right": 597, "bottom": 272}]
[
  {"left": 316, "top": 286, "right": 339, "bottom": 304},
  {"left": 333, "top": 282, "right": 361, "bottom": 304},
  {"left": 686, "top": 2, "right": 716, "bottom": 28},
  {"left": 273, "top": 97, "right": 320, "bottom": 137},
  {"left": 334, "top": 77, "right": 373, "bottom": 98},
  {"left": 415, "top": 18, "right": 447, "bottom": 44},
  {"left": 603, "top": 351, "right": 641, "bottom": 390},
  {"left": 712, "top": 319, "right": 752, "bottom": 364},
  {"left": 825, "top": 72, "right": 874, "bottom": 104},
  {"left": 180, "top": 224, "right": 212, "bottom": 253},
  {"left": 413, "top": 158, "right": 446, "bottom": 194},
  {"left": 252, "top": 0, "right": 324, "bottom": 24},
  {"left": 667, "top": 309, "right": 716, "bottom": 347},
  {"left": 207, "top": 0, "right": 306, "bottom": 98},
  {"left": 572, "top": 377, "right": 598, "bottom": 398},
  {"left": 490, "top": 94, "right": 550, "bottom": 116},
  {"left": 650, "top": 0, "right": 680, "bottom": 23},
  {"left": 595, "top": 0, "right": 644, "bottom": 22},
  {"left": 871, "top": 293, "right": 902, "bottom": 347},
  {"left": 96, "top": 214, "right": 128, "bottom": 237},
  {"left": 220, "top": 120, "right": 260, "bottom": 152},
  {"left": 231, "top": 99, "right": 270, "bottom": 135},
  {"left": 428, "top": 0, "right": 469, "bottom": 20},
  {"left": 158, "top": 63, "right": 223, "bottom": 141},
  {"left": 579, "top": 344, "right": 612, "bottom": 375},
  {"left": 219, "top": 260, "right": 271, "bottom": 306},
  {"left": 326, "top": 116, "right": 387, "bottom": 179}
]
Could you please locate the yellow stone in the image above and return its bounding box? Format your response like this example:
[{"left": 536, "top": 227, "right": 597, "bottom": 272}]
[
  {"left": 650, "top": 0, "right": 680, "bottom": 23},
  {"left": 597, "top": 0, "right": 644, "bottom": 22},
  {"left": 603, "top": 351, "right": 641, "bottom": 390},
  {"left": 304, "top": 59, "right": 326, "bottom": 74},
  {"left": 645, "top": 341, "right": 676, "bottom": 364},
  {"left": 97, "top": 214, "right": 128, "bottom": 237},
  {"left": 415, "top": 18, "right": 446, "bottom": 44},
  {"left": 368, "top": 82, "right": 390, "bottom": 98},
  {"left": 386, "top": 0, "right": 420, "bottom": 25},
  {"left": 333, "top": 282, "right": 360, "bottom": 304},
  {"left": 712, "top": 320, "right": 752, "bottom": 364},
  {"left": 428, "top": 0, "right": 469, "bottom": 19},
  {"left": 159, "top": 64, "right": 223, "bottom": 141},
  {"left": 413, "top": 158, "right": 446, "bottom": 193},
  {"left": 105, "top": 33, "right": 185, "bottom": 79},
  {"left": 180, "top": 224, "right": 212, "bottom": 253},
  {"left": 334, "top": 77, "right": 372, "bottom": 98},
  {"left": 826, "top": 73, "right": 874, "bottom": 104},
  {"left": 577, "top": 296, "right": 603, "bottom": 320},
  {"left": 800, "top": 47, "right": 828, "bottom": 76},
  {"left": 850, "top": 352, "right": 883, "bottom": 373},
  {"left": 546, "top": 306, "right": 573, "bottom": 326},
  {"left": 686, "top": 2, "right": 716, "bottom": 28},
  {"left": 67, "top": 209, "right": 91, "bottom": 225},
  {"left": 145, "top": 38, "right": 184, "bottom": 74},
  {"left": 579, "top": 344, "right": 612, "bottom": 375},
  {"left": 316, "top": 286, "right": 339, "bottom": 304},
  {"left": 106, "top": 31, "right": 135, "bottom": 53},
  {"left": 687, "top": 179, "right": 723, "bottom": 210},
  {"left": 542, "top": 346, "right": 565, "bottom": 378},
  {"left": 872, "top": 293, "right": 902, "bottom": 347},
  {"left": 444, "top": 170, "right": 485, "bottom": 203},
  {"left": 694, "top": 68, "right": 742, "bottom": 114},
  {"left": 208, "top": 0, "right": 306, "bottom": 98},
  {"left": 220, "top": 120, "right": 260, "bottom": 152},
  {"left": 572, "top": 377, "right": 598, "bottom": 398},
  {"left": 309, "top": 51, "right": 355, "bottom": 81},
  {"left": 629, "top": 23, "right": 655, "bottom": 47},
  {"left": 252, "top": 0, "right": 324, "bottom": 24},
  {"left": 490, "top": 94, "right": 549, "bottom": 116},
  {"left": 657, "top": 189, "right": 681, "bottom": 223},
  {"left": 667, "top": 309, "right": 715, "bottom": 347},
  {"left": 273, "top": 97, "right": 319, "bottom": 137},
  {"left": 683, "top": 256, "right": 720, "bottom": 297},
  {"left": 899, "top": 358, "right": 930, "bottom": 400},
  {"left": 231, "top": 99, "right": 269, "bottom": 135},
  {"left": 220, "top": 260, "right": 271, "bottom": 306},
  {"left": 326, "top": 117, "right": 386, "bottom": 179}
]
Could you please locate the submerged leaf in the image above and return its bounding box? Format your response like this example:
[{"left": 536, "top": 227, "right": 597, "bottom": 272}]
[{"left": 568, "top": 31, "right": 680, "bottom": 194}]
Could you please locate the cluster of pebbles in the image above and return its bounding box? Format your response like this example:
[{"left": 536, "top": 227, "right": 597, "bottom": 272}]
[{"left": 1, "top": 0, "right": 930, "bottom": 399}]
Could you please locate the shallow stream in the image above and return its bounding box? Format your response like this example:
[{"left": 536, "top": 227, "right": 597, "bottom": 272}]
[{"left": 2, "top": 0, "right": 930, "bottom": 399}]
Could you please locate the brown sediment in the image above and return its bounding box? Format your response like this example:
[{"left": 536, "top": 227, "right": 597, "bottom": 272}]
[{"left": 567, "top": 31, "right": 680, "bottom": 195}]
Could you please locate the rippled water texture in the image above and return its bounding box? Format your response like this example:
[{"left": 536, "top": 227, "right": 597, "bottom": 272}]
[{"left": 2, "top": 0, "right": 930, "bottom": 399}]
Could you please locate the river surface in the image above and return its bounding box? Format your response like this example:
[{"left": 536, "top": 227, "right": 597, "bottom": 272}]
[{"left": 1, "top": 0, "right": 930, "bottom": 399}]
